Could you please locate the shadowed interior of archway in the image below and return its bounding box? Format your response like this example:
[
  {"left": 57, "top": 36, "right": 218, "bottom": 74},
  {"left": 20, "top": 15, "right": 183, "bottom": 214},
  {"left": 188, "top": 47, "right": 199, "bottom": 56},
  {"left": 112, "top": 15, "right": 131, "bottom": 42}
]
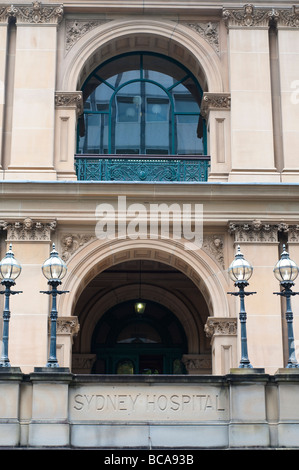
[{"left": 72, "top": 259, "right": 212, "bottom": 374}]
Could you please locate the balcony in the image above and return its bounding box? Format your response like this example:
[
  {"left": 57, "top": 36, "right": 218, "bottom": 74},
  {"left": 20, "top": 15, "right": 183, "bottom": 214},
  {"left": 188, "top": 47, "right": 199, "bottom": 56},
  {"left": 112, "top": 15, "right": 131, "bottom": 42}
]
[{"left": 75, "top": 155, "right": 210, "bottom": 182}]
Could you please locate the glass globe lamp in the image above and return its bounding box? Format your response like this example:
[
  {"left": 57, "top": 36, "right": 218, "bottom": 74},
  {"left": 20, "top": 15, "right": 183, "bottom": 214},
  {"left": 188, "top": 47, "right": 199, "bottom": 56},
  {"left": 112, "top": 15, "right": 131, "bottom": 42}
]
[
  {"left": 228, "top": 245, "right": 253, "bottom": 283},
  {"left": 273, "top": 245, "right": 299, "bottom": 283},
  {"left": 0, "top": 244, "right": 22, "bottom": 282},
  {"left": 134, "top": 301, "right": 146, "bottom": 315},
  {"left": 42, "top": 243, "right": 67, "bottom": 282}
]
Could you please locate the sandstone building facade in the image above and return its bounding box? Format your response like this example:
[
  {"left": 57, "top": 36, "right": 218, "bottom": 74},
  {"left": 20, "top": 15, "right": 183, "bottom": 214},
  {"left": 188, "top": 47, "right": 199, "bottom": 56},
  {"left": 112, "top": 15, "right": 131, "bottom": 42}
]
[{"left": 0, "top": 0, "right": 299, "bottom": 449}]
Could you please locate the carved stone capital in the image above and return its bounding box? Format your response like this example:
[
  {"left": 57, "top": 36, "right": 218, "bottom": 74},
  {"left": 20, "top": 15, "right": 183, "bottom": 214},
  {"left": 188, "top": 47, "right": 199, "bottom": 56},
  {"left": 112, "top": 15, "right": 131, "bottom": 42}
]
[
  {"left": 4, "top": 2, "right": 64, "bottom": 25},
  {"left": 287, "top": 225, "right": 299, "bottom": 243},
  {"left": 223, "top": 4, "right": 277, "bottom": 29},
  {"left": 0, "top": 5, "right": 18, "bottom": 23},
  {"left": 204, "top": 317, "right": 237, "bottom": 338},
  {"left": 0, "top": 218, "right": 56, "bottom": 241},
  {"left": 228, "top": 220, "right": 278, "bottom": 243},
  {"left": 276, "top": 6, "right": 299, "bottom": 28},
  {"left": 72, "top": 353, "right": 96, "bottom": 374},
  {"left": 56, "top": 316, "right": 80, "bottom": 338},
  {"left": 55, "top": 91, "right": 83, "bottom": 116},
  {"left": 201, "top": 93, "right": 231, "bottom": 119},
  {"left": 181, "top": 354, "right": 212, "bottom": 374},
  {"left": 182, "top": 21, "right": 219, "bottom": 55}
]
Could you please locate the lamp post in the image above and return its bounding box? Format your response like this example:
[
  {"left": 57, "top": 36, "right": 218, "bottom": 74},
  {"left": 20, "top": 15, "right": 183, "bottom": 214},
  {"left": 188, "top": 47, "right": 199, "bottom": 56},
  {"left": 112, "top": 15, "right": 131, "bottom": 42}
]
[
  {"left": 41, "top": 243, "right": 68, "bottom": 368},
  {"left": 273, "top": 244, "right": 299, "bottom": 369},
  {"left": 228, "top": 245, "right": 256, "bottom": 369},
  {"left": 0, "top": 244, "right": 22, "bottom": 367}
]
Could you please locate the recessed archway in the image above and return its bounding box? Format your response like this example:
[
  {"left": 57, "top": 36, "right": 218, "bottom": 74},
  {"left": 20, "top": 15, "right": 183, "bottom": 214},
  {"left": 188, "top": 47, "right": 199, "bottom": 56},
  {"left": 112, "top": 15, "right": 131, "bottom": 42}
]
[
  {"left": 59, "top": 236, "right": 229, "bottom": 321},
  {"left": 60, "top": 18, "right": 224, "bottom": 93}
]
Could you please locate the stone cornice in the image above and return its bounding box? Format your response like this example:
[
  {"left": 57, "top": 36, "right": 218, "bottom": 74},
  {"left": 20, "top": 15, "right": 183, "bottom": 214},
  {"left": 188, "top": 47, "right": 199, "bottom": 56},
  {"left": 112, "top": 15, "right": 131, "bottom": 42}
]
[{"left": 0, "top": 2, "right": 63, "bottom": 24}]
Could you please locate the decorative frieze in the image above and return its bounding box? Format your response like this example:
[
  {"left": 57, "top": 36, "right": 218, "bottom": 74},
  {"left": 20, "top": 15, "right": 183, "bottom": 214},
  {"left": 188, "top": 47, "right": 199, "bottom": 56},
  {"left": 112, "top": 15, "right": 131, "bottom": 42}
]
[
  {"left": 0, "top": 2, "right": 63, "bottom": 25},
  {"left": 200, "top": 93, "right": 231, "bottom": 119},
  {"left": 204, "top": 317, "right": 237, "bottom": 338},
  {"left": 55, "top": 91, "right": 83, "bottom": 116},
  {"left": 182, "top": 22, "right": 219, "bottom": 55},
  {"left": 0, "top": 218, "right": 56, "bottom": 241}
]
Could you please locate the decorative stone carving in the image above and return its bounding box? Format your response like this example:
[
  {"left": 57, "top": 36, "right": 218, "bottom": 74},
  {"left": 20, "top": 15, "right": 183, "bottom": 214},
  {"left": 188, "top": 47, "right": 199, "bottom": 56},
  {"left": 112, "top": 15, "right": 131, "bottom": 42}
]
[
  {"left": 274, "top": 5, "right": 299, "bottom": 28},
  {"left": 202, "top": 235, "right": 225, "bottom": 269},
  {"left": 56, "top": 316, "right": 80, "bottom": 338},
  {"left": 183, "top": 22, "right": 219, "bottom": 54},
  {"left": 228, "top": 220, "right": 299, "bottom": 243},
  {"left": 0, "top": 5, "right": 17, "bottom": 23},
  {"left": 181, "top": 354, "right": 212, "bottom": 374},
  {"left": 65, "top": 20, "right": 108, "bottom": 52},
  {"left": 0, "top": 218, "right": 56, "bottom": 241},
  {"left": 223, "top": 3, "right": 277, "bottom": 29},
  {"left": 0, "top": 2, "right": 63, "bottom": 24},
  {"left": 61, "top": 233, "right": 96, "bottom": 261},
  {"left": 228, "top": 220, "right": 278, "bottom": 243},
  {"left": 200, "top": 93, "right": 231, "bottom": 119},
  {"left": 284, "top": 225, "right": 299, "bottom": 243},
  {"left": 55, "top": 91, "right": 83, "bottom": 116},
  {"left": 204, "top": 317, "right": 237, "bottom": 338}
]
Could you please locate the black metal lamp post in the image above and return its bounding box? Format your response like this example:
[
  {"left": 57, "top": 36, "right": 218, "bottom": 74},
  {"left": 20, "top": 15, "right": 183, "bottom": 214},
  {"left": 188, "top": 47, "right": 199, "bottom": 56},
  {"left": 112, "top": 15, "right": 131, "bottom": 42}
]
[
  {"left": 0, "top": 244, "right": 22, "bottom": 367},
  {"left": 273, "top": 244, "right": 299, "bottom": 369},
  {"left": 41, "top": 243, "right": 68, "bottom": 368},
  {"left": 228, "top": 245, "right": 256, "bottom": 369}
]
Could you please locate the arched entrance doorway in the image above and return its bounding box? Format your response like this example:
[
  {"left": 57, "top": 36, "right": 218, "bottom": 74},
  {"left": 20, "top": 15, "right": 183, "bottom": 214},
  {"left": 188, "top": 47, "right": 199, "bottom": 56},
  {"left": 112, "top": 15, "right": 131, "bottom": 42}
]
[
  {"left": 59, "top": 236, "right": 230, "bottom": 374},
  {"left": 71, "top": 257, "right": 213, "bottom": 375},
  {"left": 91, "top": 299, "right": 188, "bottom": 375}
]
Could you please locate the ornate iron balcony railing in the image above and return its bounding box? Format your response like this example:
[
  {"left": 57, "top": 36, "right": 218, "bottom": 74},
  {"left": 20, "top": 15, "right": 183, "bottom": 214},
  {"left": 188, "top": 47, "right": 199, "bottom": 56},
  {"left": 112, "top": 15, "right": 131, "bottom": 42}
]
[{"left": 75, "top": 155, "right": 210, "bottom": 182}]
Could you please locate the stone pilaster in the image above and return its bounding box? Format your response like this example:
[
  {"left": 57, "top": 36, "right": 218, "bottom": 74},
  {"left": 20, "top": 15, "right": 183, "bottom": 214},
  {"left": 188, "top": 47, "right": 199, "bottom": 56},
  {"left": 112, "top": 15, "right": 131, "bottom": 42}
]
[{"left": 204, "top": 317, "right": 237, "bottom": 374}]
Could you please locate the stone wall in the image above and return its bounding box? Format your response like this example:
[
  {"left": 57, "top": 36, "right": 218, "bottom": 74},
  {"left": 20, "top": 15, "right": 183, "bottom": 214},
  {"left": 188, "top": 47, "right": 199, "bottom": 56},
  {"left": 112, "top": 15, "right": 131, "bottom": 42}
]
[{"left": 1, "top": 368, "right": 299, "bottom": 449}]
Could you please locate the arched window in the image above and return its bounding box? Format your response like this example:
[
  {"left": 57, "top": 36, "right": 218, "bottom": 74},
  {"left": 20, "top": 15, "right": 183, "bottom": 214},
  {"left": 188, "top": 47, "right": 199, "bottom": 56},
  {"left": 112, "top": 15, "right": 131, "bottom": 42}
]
[{"left": 77, "top": 52, "right": 206, "bottom": 156}]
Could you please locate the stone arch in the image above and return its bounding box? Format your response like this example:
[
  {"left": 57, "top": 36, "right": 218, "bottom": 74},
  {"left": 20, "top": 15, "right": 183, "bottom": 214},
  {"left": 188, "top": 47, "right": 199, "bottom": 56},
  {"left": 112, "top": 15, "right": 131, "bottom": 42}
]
[
  {"left": 60, "top": 18, "right": 224, "bottom": 93},
  {"left": 76, "top": 283, "right": 204, "bottom": 354},
  {"left": 58, "top": 236, "right": 230, "bottom": 324}
]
